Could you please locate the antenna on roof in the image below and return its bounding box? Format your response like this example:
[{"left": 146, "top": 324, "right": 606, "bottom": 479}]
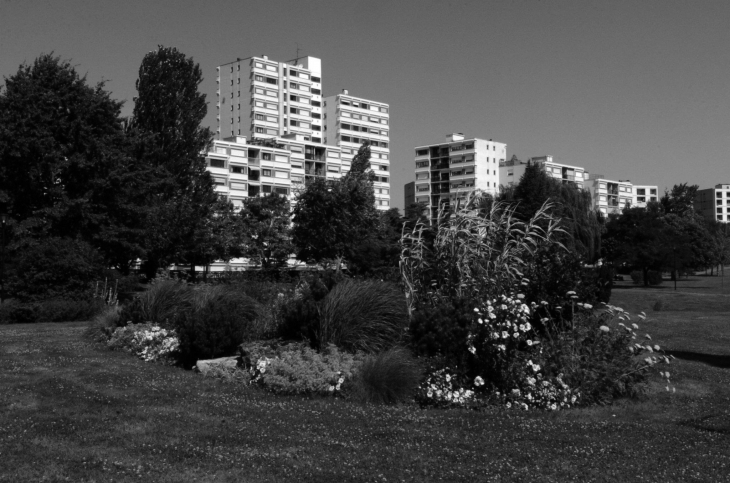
[{"left": 294, "top": 43, "right": 302, "bottom": 65}]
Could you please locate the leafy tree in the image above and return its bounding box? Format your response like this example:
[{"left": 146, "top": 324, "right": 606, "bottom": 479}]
[
  {"left": 184, "top": 197, "right": 244, "bottom": 280},
  {"left": 0, "top": 53, "right": 148, "bottom": 272},
  {"left": 661, "top": 183, "right": 698, "bottom": 216},
  {"left": 238, "top": 194, "right": 293, "bottom": 269},
  {"left": 129, "top": 46, "right": 216, "bottom": 279},
  {"left": 508, "top": 161, "right": 603, "bottom": 261},
  {"left": 292, "top": 143, "right": 379, "bottom": 271},
  {"left": 602, "top": 204, "right": 691, "bottom": 285}
]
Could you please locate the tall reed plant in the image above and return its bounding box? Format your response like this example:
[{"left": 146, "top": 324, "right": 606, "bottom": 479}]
[{"left": 400, "top": 193, "right": 565, "bottom": 311}]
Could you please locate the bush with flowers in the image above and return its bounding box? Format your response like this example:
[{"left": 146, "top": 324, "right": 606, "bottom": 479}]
[
  {"left": 242, "top": 341, "right": 364, "bottom": 396},
  {"left": 401, "top": 194, "right": 672, "bottom": 410},
  {"left": 107, "top": 323, "right": 180, "bottom": 364}
]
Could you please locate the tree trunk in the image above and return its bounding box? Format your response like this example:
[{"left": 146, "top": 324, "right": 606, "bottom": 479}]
[
  {"left": 643, "top": 267, "right": 649, "bottom": 287},
  {"left": 190, "top": 261, "right": 196, "bottom": 282}
]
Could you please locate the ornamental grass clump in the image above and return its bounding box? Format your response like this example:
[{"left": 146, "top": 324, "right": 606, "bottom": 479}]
[
  {"left": 316, "top": 279, "right": 408, "bottom": 353},
  {"left": 119, "top": 279, "right": 194, "bottom": 327},
  {"left": 349, "top": 346, "right": 422, "bottom": 405}
]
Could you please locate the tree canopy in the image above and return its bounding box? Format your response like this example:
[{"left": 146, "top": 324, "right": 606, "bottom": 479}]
[
  {"left": 238, "top": 194, "right": 293, "bottom": 270},
  {"left": 292, "top": 143, "right": 380, "bottom": 271},
  {"left": 0, "top": 53, "right": 147, "bottom": 271},
  {"left": 129, "top": 46, "right": 218, "bottom": 278}
]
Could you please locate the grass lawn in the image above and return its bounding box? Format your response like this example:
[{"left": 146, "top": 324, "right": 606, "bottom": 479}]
[{"left": 1, "top": 276, "right": 730, "bottom": 482}]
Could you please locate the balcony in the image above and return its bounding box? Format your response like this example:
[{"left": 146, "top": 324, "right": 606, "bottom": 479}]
[{"left": 247, "top": 157, "right": 260, "bottom": 165}]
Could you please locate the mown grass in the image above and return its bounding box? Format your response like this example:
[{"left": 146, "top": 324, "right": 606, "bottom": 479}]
[{"left": 1, "top": 276, "right": 730, "bottom": 482}]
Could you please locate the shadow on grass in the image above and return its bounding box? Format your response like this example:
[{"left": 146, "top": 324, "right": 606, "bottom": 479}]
[
  {"left": 665, "top": 350, "right": 730, "bottom": 369},
  {"left": 678, "top": 414, "right": 730, "bottom": 435}
]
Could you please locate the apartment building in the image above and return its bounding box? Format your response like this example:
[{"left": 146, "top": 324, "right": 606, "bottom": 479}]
[
  {"left": 586, "top": 175, "right": 634, "bottom": 215},
  {"left": 696, "top": 184, "right": 730, "bottom": 223},
  {"left": 324, "top": 90, "right": 391, "bottom": 210},
  {"left": 413, "top": 133, "right": 505, "bottom": 222},
  {"left": 499, "top": 155, "right": 588, "bottom": 189},
  {"left": 216, "top": 55, "right": 324, "bottom": 142},
  {"left": 204, "top": 134, "right": 343, "bottom": 209},
  {"left": 632, "top": 185, "right": 659, "bottom": 208}
]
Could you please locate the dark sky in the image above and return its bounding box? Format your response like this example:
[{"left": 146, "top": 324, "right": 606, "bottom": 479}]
[{"left": 2, "top": 0, "right": 729, "bottom": 210}]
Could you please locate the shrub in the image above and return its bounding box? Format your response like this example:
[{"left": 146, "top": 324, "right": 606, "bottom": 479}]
[
  {"left": 349, "top": 347, "right": 422, "bottom": 405},
  {"left": 0, "top": 298, "right": 104, "bottom": 324},
  {"left": 647, "top": 270, "right": 663, "bottom": 286},
  {"left": 244, "top": 341, "right": 364, "bottom": 396},
  {"left": 317, "top": 279, "right": 408, "bottom": 353},
  {"left": 409, "top": 298, "right": 474, "bottom": 363},
  {"left": 0, "top": 299, "right": 37, "bottom": 324},
  {"left": 630, "top": 270, "right": 643, "bottom": 284},
  {"left": 35, "top": 299, "right": 105, "bottom": 322},
  {"left": 174, "top": 288, "right": 260, "bottom": 366},
  {"left": 277, "top": 271, "right": 342, "bottom": 343},
  {"left": 119, "top": 280, "right": 194, "bottom": 327},
  {"left": 6, "top": 237, "right": 106, "bottom": 302}
]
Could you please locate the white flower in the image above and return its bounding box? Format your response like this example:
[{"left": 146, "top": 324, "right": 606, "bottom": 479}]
[
  {"left": 468, "top": 345, "right": 476, "bottom": 355},
  {"left": 566, "top": 291, "right": 576, "bottom": 296},
  {"left": 478, "top": 318, "right": 484, "bottom": 325},
  {"left": 506, "top": 402, "right": 512, "bottom": 408},
  {"left": 445, "top": 374, "right": 451, "bottom": 382},
  {"left": 328, "top": 385, "right": 335, "bottom": 392},
  {"left": 583, "top": 303, "right": 593, "bottom": 309},
  {"left": 338, "top": 377, "right": 344, "bottom": 384},
  {"left": 653, "top": 345, "right": 660, "bottom": 351},
  {"left": 527, "top": 340, "right": 533, "bottom": 346},
  {"left": 502, "top": 331, "right": 509, "bottom": 339},
  {"left": 599, "top": 326, "right": 610, "bottom": 333},
  {"left": 517, "top": 293, "right": 525, "bottom": 299},
  {"left": 474, "top": 376, "right": 485, "bottom": 386}
]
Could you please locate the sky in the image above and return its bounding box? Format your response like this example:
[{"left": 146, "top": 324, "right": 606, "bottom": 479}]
[{"left": 2, "top": 0, "right": 729, "bottom": 211}]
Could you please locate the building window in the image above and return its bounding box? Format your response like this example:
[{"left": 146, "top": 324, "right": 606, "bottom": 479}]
[
  {"left": 262, "top": 153, "right": 272, "bottom": 161},
  {"left": 262, "top": 169, "right": 272, "bottom": 177},
  {"left": 231, "top": 166, "right": 246, "bottom": 174},
  {"left": 312, "top": 100, "right": 321, "bottom": 107},
  {"left": 209, "top": 159, "right": 225, "bottom": 168},
  {"left": 312, "top": 76, "right": 320, "bottom": 82}
]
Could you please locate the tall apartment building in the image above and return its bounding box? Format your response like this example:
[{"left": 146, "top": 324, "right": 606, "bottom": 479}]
[
  {"left": 413, "top": 133, "right": 505, "bottom": 222},
  {"left": 324, "top": 90, "right": 391, "bottom": 210},
  {"left": 632, "top": 185, "right": 659, "bottom": 208},
  {"left": 586, "top": 175, "right": 634, "bottom": 215},
  {"left": 216, "top": 56, "right": 324, "bottom": 142},
  {"left": 499, "top": 155, "right": 588, "bottom": 189},
  {"left": 696, "top": 184, "right": 730, "bottom": 223}
]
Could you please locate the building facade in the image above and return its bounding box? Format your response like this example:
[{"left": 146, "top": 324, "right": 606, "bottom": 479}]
[
  {"left": 586, "top": 175, "right": 634, "bottom": 215},
  {"left": 499, "top": 155, "right": 588, "bottom": 189},
  {"left": 697, "top": 184, "right": 730, "bottom": 223},
  {"left": 216, "top": 55, "right": 324, "bottom": 142},
  {"left": 413, "top": 133, "right": 506, "bottom": 222},
  {"left": 204, "top": 134, "right": 344, "bottom": 210},
  {"left": 632, "top": 185, "right": 659, "bottom": 208},
  {"left": 324, "top": 90, "right": 391, "bottom": 210}
]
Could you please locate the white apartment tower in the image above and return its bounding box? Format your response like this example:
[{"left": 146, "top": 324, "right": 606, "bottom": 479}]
[
  {"left": 632, "top": 185, "right": 659, "bottom": 208},
  {"left": 216, "top": 56, "right": 324, "bottom": 142},
  {"left": 324, "top": 90, "right": 391, "bottom": 210},
  {"left": 414, "top": 133, "right": 505, "bottom": 222},
  {"left": 586, "top": 175, "right": 634, "bottom": 215}
]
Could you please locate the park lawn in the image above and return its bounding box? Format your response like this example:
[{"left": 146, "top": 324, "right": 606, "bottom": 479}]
[{"left": 1, "top": 280, "right": 730, "bottom": 482}]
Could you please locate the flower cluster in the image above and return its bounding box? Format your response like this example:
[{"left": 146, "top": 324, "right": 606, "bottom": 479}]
[
  {"left": 502, "top": 366, "right": 580, "bottom": 411},
  {"left": 470, "top": 293, "right": 537, "bottom": 356},
  {"left": 418, "top": 368, "right": 475, "bottom": 406},
  {"left": 108, "top": 324, "right": 180, "bottom": 363}
]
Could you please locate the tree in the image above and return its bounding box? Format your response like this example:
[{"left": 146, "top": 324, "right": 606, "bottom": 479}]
[
  {"left": 508, "top": 161, "right": 603, "bottom": 261},
  {"left": 602, "top": 204, "right": 690, "bottom": 285},
  {"left": 129, "top": 46, "right": 216, "bottom": 278},
  {"left": 661, "top": 183, "right": 698, "bottom": 216},
  {"left": 238, "top": 194, "right": 293, "bottom": 269},
  {"left": 292, "top": 143, "right": 379, "bottom": 271},
  {"left": 0, "top": 54, "right": 148, "bottom": 272}
]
